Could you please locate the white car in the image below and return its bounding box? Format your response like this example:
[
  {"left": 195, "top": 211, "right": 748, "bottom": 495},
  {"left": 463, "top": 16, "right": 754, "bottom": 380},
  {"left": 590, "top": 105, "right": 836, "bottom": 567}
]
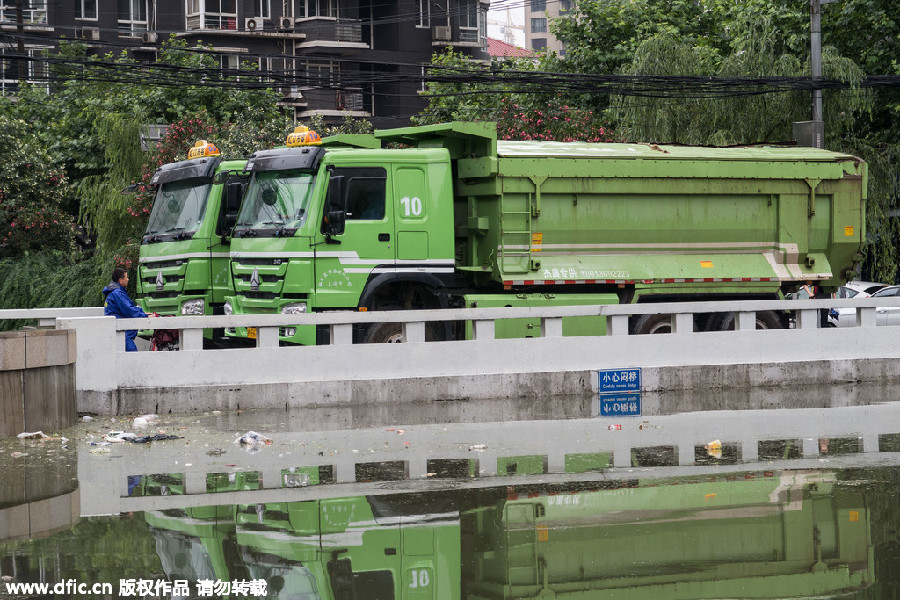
[
  {"left": 829, "top": 281, "right": 893, "bottom": 327},
  {"left": 834, "top": 281, "right": 887, "bottom": 299}
]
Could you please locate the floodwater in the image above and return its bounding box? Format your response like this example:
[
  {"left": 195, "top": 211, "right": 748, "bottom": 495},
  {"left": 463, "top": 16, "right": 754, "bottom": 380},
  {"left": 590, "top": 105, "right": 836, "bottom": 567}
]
[{"left": 3, "top": 384, "right": 900, "bottom": 599}]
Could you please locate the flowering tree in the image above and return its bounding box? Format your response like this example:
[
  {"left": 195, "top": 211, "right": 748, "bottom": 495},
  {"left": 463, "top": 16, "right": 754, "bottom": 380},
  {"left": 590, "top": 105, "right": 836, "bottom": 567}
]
[
  {"left": 0, "top": 116, "right": 75, "bottom": 256},
  {"left": 414, "top": 49, "right": 612, "bottom": 142}
]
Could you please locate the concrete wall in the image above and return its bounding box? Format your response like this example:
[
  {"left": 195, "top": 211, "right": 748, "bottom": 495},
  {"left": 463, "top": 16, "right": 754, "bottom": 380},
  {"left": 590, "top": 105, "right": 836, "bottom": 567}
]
[
  {"left": 0, "top": 329, "right": 77, "bottom": 437},
  {"left": 52, "top": 298, "right": 900, "bottom": 416}
]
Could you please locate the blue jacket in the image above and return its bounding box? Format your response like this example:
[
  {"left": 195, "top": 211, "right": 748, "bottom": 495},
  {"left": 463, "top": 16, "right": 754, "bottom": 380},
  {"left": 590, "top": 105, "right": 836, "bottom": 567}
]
[{"left": 102, "top": 282, "right": 148, "bottom": 350}]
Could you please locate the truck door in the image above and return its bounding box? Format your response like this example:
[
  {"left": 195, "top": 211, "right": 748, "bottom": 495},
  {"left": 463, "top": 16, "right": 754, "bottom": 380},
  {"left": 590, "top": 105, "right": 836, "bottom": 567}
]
[
  {"left": 316, "top": 166, "right": 394, "bottom": 308},
  {"left": 392, "top": 165, "right": 429, "bottom": 261}
]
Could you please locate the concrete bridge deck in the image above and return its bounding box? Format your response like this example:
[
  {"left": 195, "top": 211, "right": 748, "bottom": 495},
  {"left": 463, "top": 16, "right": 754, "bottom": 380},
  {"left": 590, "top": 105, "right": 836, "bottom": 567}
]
[{"left": 3, "top": 297, "right": 900, "bottom": 416}]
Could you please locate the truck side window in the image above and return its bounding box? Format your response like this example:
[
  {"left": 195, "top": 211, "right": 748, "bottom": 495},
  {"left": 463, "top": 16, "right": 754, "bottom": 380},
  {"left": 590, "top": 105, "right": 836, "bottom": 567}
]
[{"left": 335, "top": 167, "right": 387, "bottom": 221}]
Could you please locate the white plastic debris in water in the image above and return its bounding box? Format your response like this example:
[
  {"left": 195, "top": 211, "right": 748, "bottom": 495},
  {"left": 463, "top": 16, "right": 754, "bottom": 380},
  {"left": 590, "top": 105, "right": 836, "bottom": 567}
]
[
  {"left": 103, "top": 431, "right": 137, "bottom": 443},
  {"left": 133, "top": 414, "right": 159, "bottom": 428},
  {"left": 235, "top": 431, "right": 273, "bottom": 446},
  {"left": 468, "top": 444, "right": 487, "bottom": 452}
]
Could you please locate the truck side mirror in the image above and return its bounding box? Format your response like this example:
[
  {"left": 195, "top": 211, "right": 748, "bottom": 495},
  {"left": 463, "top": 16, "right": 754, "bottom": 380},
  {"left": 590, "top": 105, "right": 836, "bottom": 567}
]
[
  {"left": 325, "top": 210, "right": 345, "bottom": 237},
  {"left": 324, "top": 173, "right": 345, "bottom": 238},
  {"left": 219, "top": 179, "right": 246, "bottom": 238}
]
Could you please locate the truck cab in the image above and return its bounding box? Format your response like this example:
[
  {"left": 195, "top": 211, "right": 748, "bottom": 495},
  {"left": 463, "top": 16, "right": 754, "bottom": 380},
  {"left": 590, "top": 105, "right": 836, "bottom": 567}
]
[
  {"left": 225, "top": 130, "right": 455, "bottom": 345},
  {"left": 136, "top": 141, "right": 248, "bottom": 345}
]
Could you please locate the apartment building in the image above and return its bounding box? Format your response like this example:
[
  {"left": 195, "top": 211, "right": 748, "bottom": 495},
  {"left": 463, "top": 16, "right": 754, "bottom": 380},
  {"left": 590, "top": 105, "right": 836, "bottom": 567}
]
[
  {"left": 0, "top": 0, "right": 490, "bottom": 126},
  {"left": 523, "top": 0, "right": 570, "bottom": 55}
]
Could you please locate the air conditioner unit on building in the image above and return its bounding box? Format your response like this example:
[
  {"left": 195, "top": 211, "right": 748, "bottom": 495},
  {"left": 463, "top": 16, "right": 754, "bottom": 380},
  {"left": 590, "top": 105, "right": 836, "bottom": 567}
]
[
  {"left": 142, "top": 32, "right": 158, "bottom": 43},
  {"left": 278, "top": 16, "right": 294, "bottom": 30},
  {"left": 432, "top": 25, "right": 451, "bottom": 41},
  {"left": 245, "top": 17, "right": 264, "bottom": 31},
  {"left": 77, "top": 27, "right": 100, "bottom": 40}
]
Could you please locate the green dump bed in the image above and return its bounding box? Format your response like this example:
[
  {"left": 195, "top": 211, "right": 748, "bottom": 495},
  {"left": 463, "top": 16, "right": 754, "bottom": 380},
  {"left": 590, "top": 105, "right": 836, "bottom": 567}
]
[{"left": 379, "top": 122, "right": 866, "bottom": 295}]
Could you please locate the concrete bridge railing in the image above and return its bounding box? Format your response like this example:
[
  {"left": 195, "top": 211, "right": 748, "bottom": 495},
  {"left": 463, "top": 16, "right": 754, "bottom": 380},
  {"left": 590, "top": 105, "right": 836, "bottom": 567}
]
[{"left": 7, "top": 297, "right": 888, "bottom": 415}]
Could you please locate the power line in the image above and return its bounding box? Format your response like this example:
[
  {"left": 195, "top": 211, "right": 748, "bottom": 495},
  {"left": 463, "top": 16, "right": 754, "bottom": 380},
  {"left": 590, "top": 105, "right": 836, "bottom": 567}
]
[{"left": 1, "top": 31, "right": 897, "bottom": 101}]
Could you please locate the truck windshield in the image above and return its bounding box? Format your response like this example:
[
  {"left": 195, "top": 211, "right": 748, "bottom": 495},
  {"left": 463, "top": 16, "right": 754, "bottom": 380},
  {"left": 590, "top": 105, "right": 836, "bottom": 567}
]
[
  {"left": 234, "top": 169, "right": 316, "bottom": 237},
  {"left": 144, "top": 178, "right": 211, "bottom": 242}
]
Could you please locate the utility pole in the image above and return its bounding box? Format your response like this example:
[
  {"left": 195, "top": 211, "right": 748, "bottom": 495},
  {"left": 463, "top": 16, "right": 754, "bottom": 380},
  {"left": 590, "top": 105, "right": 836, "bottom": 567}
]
[
  {"left": 15, "top": 0, "right": 27, "bottom": 83},
  {"left": 809, "top": 0, "right": 824, "bottom": 148}
]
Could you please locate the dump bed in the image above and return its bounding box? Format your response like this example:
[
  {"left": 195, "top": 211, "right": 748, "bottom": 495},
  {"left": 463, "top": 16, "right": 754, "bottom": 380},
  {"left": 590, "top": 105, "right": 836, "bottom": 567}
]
[{"left": 378, "top": 122, "right": 866, "bottom": 293}]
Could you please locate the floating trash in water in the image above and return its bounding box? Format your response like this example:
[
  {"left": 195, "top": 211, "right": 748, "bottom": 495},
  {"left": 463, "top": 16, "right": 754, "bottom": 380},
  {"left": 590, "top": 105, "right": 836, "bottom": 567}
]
[
  {"left": 705, "top": 439, "right": 723, "bottom": 459},
  {"left": 469, "top": 444, "right": 487, "bottom": 452},
  {"left": 133, "top": 414, "right": 158, "bottom": 428},
  {"left": 206, "top": 448, "right": 226, "bottom": 456},
  {"left": 235, "top": 431, "right": 273, "bottom": 446},
  {"left": 10, "top": 452, "right": 28, "bottom": 458}
]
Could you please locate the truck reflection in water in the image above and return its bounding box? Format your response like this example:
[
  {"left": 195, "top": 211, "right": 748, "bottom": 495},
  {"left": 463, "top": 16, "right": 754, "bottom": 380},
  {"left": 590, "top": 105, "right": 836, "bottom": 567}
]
[{"left": 141, "top": 470, "right": 872, "bottom": 599}]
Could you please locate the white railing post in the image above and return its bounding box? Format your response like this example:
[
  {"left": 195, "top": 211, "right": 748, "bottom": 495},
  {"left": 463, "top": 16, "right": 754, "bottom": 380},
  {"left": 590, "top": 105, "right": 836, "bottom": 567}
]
[
  {"left": 181, "top": 328, "right": 203, "bottom": 351},
  {"left": 858, "top": 307, "right": 876, "bottom": 327},
  {"left": 257, "top": 326, "right": 279, "bottom": 348},
  {"left": 331, "top": 324, "right": 353, "bottom": 344},
  {"left": 736, "top": 311, "right": 756, "bottom": 331},
  {"left": 473, "top": 319, "right": 495, "bottom": 340},
  {"left": 797, "top": 309, "right": 820, "bottom": 329},
  {"left": 672, "top": 313, "right": 693, "bottom": 334},
  {"left": 607, "top": 315, "right": 630, "bottom": 336},
  {"left": 541, "top": 317, "right": 563, "bottom": 337},
  {"left": 403, "top": 322, "right": 426, "bottom": 343}
]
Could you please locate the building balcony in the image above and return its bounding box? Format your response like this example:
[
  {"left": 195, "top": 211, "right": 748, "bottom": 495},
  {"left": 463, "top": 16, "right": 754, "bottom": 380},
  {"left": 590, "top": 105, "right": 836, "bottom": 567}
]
[
  {"left": 298, "top": 88, "right": 369, "bottom": 118},
  {"left": 431, "top": 25, "right": 483, "bottom": 48},
  {"left": 294, "top": 18, "right": 369, "bottom": 52}
]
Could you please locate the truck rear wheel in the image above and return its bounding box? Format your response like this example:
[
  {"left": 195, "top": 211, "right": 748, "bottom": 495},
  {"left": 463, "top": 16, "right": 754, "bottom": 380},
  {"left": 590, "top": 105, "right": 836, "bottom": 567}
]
[
  {"left": 713, "top": 310, "right": 783, "bottom": 330},
  {"left": 633, "top": 313, "right": 673, "bottom": 335},
  {"left": 362, "top": 321, "right": 446, "bottom": 343},
  {"left": 363, "top": 322, "right": 405, "bottom": 343}
]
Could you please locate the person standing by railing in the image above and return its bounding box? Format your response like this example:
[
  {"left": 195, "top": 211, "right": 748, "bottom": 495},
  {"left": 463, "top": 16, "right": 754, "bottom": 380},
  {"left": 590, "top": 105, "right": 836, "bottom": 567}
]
[{"left": 102, "top": 268, "right": 150, "bottom": 352}]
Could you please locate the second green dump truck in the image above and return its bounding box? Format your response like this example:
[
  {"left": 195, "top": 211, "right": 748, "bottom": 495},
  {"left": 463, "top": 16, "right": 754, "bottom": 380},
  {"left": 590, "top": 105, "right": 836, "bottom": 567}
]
[
  {"left": 225, "top": 122, "right": 866, "bottom": 341},
  {"left": 136, "top": 141, "right": 249, "bottom": 344}
]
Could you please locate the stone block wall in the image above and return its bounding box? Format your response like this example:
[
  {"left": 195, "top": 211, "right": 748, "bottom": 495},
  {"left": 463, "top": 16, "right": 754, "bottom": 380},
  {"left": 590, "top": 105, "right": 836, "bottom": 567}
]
[{"left": 0, "top": 329, "right": 76, "bottom": 438}]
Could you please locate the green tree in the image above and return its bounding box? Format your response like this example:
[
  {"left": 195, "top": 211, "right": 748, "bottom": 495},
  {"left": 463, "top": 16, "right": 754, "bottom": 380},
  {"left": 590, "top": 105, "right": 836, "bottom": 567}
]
[
  {"left": 0, "top": 115, "right": 75, "bottom": 256},
  {"left": 1, "top": 36, "right": 285, "bottom": 262},
  {"left": 414, "top": 49, "right": 611, "bottom": 141}
]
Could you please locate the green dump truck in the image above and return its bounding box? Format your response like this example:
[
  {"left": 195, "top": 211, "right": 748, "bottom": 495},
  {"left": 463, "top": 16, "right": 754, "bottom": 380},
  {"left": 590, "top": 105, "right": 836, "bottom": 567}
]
[
  {"left": 463, "top": 472, "right": 873, "bottom": 599},
  {"left": 136, "top": 141, "right": 248, "bottom": 344},
  {"left": 224, "top": 122, "right": 866, "bottom": 341}
]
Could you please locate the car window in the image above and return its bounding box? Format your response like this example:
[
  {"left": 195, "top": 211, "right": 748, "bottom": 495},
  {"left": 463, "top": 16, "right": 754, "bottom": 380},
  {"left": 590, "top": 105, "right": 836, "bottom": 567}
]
[
  {"left": 839, "top": 287, "right": 859, "bottom": 299},
  {"left": 864, "top": 285, "right": 886, "bottom": 294},
  {"left": 873, "top": 287, "right": 900, "bottom": 298}
]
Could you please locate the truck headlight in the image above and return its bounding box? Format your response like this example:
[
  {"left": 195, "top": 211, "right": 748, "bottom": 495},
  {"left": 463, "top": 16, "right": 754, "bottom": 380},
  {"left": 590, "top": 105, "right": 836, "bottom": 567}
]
[
  {"left": 281, "top": 302, "right": 308, "bottom": 314},
  {"left": 223, "top": 302, "right": 233, "bottom": 316},
  {"left": 181, "top": 299, "right": 205, "bottom": 315}
]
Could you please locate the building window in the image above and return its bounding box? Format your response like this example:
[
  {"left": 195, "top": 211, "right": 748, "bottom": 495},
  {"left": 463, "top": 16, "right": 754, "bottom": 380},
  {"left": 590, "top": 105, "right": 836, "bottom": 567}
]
[
  {"left": 559, "top": 0, "right": 571, "bottom": 13},
  {"left": 530, "top": 0, "right": 545, "bottom": 12},
  {"left": 78, "top": 0, "right": 98, "bottom": 19},
  {"left": 531, "top": 17, "right": 546, "bottom": 33},
  {"left": 186, "top": 0, "right": 237, "bottom": 30},
  {"left": 531, "top": 37, "right": 546, "bottom": 50},
  {"left": 303, "top": 0, "right": 338, "bottom": 18},
  {"left": 452, "top": 0, "right": 478, "bottom": 42},
  {"left": 417, "top": 0, "right": 429, "bottom": 27},
  {"left": 0, "top": 0, "right": 47, "bottom": 24},
  {"left": 253, "top": 0, "right": 270, "bottom": 18},
  {"left": 0, "top": 47, "right": 48, "bottom": 94},
  {"left": 118, "top": 0, "right": 148, "bottom": 34}
]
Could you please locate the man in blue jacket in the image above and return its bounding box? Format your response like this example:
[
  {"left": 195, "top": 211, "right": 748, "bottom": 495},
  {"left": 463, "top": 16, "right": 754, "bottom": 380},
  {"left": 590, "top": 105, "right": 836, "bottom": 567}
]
[{"left": 102, "top": 267, "right": 149, "bottom": 352}]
